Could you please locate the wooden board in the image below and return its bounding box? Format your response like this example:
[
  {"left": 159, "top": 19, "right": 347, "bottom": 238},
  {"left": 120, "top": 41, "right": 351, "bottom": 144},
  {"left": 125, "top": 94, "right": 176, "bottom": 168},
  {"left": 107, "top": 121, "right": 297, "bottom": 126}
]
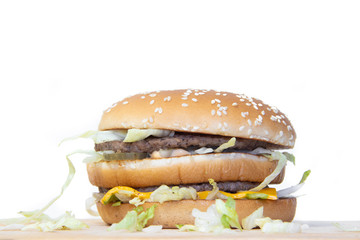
[{"left": 1, "top": 220, "right": 360, "bottom": 239}]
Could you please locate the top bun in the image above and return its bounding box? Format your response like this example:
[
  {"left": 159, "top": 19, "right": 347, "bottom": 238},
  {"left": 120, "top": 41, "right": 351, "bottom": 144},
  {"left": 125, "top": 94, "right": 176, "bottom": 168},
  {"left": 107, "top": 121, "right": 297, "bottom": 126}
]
[{"left": 99, "top": 89, "right": 296, "bottom": 148}]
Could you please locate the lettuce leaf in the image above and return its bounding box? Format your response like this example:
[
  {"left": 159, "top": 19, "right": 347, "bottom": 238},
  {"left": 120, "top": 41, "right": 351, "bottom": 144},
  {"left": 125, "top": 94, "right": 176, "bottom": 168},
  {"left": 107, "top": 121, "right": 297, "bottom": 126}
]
[
  {"left": 149, "top": 185, "right": 197, "bottom": 203},
  {"left": 0, "top": 157, "right": 88, "bottom": 232},
  {"left": 333, "top": 222, "right": 360, "bottom": 232},
  {"left": 108, "top": 205, "right": 157, "bottom": 232},
  {"left": 21, "top": 212, "right": 88, "bottom": 232},
  {"left": 188, "top": 197, "right": 240, "bottom": 232},
  {"left": 123, "top": 129, "right": 174, "bottom": 142},
  {"left": 214, "top": 137, "right": 236, "bottom": 153},
  {"left": 250, "top": 151, "right": 293, "bottom": 192},
  {"left": 216, "top": 198, "right": 241, "bottom": 230},
  {"left": 277, "top": 170, "right": 311, "bottom": 198},
  {"left": 241, "top": 206, "right": 264, "bottom": 230},
  {"left": 59, "top": 130, "right": 127, "bottom": 145}
]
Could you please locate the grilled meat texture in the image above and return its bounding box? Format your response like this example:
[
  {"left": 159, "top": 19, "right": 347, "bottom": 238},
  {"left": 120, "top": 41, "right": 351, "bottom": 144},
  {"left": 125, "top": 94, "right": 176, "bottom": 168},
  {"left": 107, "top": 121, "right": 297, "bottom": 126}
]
[
  {"left": 98, "top": 181, "right": 262, "bottom": 194},
  {"left": 95, "top": 133, "right": 285, "bottom": 153}
]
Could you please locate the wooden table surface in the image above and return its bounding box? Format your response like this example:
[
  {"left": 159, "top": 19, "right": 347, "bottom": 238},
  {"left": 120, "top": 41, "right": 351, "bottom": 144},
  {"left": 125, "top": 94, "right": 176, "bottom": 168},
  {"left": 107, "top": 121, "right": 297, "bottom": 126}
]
[{"left": 1, "top": 220, "right": 360, "bottom": 240}]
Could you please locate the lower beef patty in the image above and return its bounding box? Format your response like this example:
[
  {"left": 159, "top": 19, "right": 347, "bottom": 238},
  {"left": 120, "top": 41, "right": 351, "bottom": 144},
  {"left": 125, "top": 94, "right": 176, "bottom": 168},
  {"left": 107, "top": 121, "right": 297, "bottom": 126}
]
[
  {"left": 95, "top": 132, "right": 285, "bottom": 153},
  {"left": 98, "top": 181, "right": 262, "bottom": 193}
]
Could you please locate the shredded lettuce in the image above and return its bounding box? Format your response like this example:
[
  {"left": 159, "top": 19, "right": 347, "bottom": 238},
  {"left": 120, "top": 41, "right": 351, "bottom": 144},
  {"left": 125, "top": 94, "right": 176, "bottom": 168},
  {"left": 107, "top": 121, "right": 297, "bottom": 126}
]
[
  {"left": 123, "top": 129, "right": 174, "bottom": 142},
  {"left": 60, "top": 129, "right": 175, "bottom": 146},
  {"left": 256, "top": 218, "right": 303, "bottom": 233},
  {"left": 299, "top": 169, "right": 311, "bottom": 184},
  {"left": 85, "top": 197, "right": 99, "bottom": 217},
  {"left": 22, "top": 156, "right": 75, "bottom": 221},
  {"left": 277, "top": 170, "right": 311, "bottom": 198},
  {"left": 21, "top": 211, "right": 88, "bottom": 232},
  {"left": 245, "top": 193, "right": 269, "bottom": 200},
  {"left": 0, "top": 157, "right": 88, "bottom": 232},
  {"left": 215, "top": 137, "right": 236, "bottom": 153},
  {"left": 192, "top": 205, "right": 224, "bottom": 232},
  {"left": 206, "top": 178, "right": 220, "bottom": 200},
  {"left": 242, "top": 206, "right": 264, "bottom": 230},
  {"left": 129, "top": 197, "right": 146, "bottom": 207},
  {"left": 177, "top": 224, "right": 198, "bottom": 232},
  {"left": 59, "top": 130, "right": 127, "bottom": 145},
  {"left": 250, "top": 152, "right": 294, "bottom": 192},
  {"left": 216, "top": 198, "right": 241, "bottom": 230},
  {"left": 108, "top": 205, "right": 156, "bottom": 232},
  {"left": 333, "top": 222, "right": 360, "bottom": 232},
  {"left": 187, "top": 197, "right": 240, "bottom": 233},
  {"left": 149, "top": 185, "right": 197, "bottom": 203}
]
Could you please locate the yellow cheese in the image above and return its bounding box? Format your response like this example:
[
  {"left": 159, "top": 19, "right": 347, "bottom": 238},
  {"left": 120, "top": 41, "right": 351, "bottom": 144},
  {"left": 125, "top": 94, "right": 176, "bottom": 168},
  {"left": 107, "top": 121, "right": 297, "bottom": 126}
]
[
  {"left": 101, "top": 186, "right": 152, "bottom": 204},
  {"left": 197, "top": 187, "right": 277, "bottom": 200},
  {"left": 101, "top": 186, "right": 277, "bottom": 204}
]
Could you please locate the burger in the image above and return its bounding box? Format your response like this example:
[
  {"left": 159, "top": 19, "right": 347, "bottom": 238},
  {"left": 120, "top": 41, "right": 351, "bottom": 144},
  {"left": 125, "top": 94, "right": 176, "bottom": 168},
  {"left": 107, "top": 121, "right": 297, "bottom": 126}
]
[{"left": 86, "top": 89, "right": 298, "bottom": 228}]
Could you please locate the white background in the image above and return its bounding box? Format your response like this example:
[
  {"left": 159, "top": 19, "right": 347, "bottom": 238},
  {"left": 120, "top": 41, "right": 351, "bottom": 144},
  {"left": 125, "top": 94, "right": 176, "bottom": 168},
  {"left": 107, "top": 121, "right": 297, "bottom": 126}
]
[{"left": 1, "top": 1, "right": 359, "bottom": 221}]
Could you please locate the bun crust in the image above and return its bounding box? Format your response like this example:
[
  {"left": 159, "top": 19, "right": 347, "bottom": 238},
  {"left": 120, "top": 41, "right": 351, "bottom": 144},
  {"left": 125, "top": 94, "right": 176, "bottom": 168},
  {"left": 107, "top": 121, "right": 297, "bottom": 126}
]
[
  {"left": 97, "top": 198, "right": 297, "bottom": 228},
  {"left": 99, "top": 89, "right": 296, "bottom": 148},
  {"left": 87, "top": 153, "right": 285, "bottom": 188}
]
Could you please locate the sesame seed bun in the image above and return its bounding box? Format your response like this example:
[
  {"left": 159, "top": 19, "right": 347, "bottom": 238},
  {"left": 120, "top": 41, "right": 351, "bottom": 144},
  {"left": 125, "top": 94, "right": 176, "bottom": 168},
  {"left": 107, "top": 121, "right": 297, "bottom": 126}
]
[
  {"left": 99, "top": 89, "right": 296, "bottom": 148},
  {"left": 97, "top": 198, "right": 297, "bottom": 228},
  {"left": 90, "top": 89, "right": 298, "bottom": 228}
]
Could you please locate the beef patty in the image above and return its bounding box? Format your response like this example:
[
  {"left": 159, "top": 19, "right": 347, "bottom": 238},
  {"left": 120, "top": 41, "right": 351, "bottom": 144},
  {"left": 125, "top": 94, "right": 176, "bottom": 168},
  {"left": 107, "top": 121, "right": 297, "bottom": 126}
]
[
  {"left": 95, "top": 132, "right": 284, "bottom": 153},
  {"left": 98, "top": 181, "right": 262, "bottom": 194}
]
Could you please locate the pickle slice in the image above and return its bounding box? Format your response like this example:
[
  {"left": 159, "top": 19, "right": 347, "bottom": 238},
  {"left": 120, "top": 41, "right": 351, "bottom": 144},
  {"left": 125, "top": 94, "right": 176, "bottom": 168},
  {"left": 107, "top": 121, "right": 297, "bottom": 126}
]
[{"left": 103, "top": 152, "right": 148, "bottom": 161}]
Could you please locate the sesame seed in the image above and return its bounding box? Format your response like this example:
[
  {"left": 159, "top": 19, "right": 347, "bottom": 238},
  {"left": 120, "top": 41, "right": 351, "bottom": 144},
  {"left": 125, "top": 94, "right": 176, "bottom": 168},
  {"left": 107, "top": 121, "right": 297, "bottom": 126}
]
[
  {"left": 182, "top": 97, "right": 188, "bottom": 100},
  {"left": 239, "top": 126, "right": 245, "bottom": 131},
  {"left": 182, "top": 103, "right": 188, "bottom": 107},
  {"left": 211, "top": 100, "right": 216, "bottom": 104},
  {"left": 247, "top": 119, "right": 252, "bottom": 126},
  {"left": 215, "top": 99, "right": 221, "bottom": 103},
  {"left": 149, "top": 117, "right": 154, "bottom": 123},
  {"left": 248, "top": 129, "right": 253, "bottom": 134},
  {"left": 279, "top": 131, "right": 284, "bottom": 137},
  {"left": 240, "top": 99, "right": 245, "bottom": 102},
  {"left": 155, "top": 107, "right": 163, "bottom": 114},
  {"left": 287, "top": 125, "right": 293, "bottom": 131},
  {"left": 261, "top": 110, "right": 265, "bottom": 115},
  {"left": 122, "top": 101, "right": 128, "bottom": 105},
  {"left": 150, "top": 100, "right": 155, "bottom": 105},
  {"left": 164, "top": 96, "right": 171, "bottom": 102},
  {"left": 223, "top": 93, "right": 227, "bottom": 96},
  {"left": 149, "top": 93, "right": 157, "bottom": 97},
  {"left": 246, "top": 103, "right": 252, "bottom": 106},
  {"left": 217, "top": 110, "right": 222, "bottom": 116},
  {"left": 270, "top": 115, "right": 277, "bottom": 121},
  {"left": 216, "top": 92, "right": 221, "bottom": 95},
  {"left": 211, "top": 109, "right": 216, "bottom": 116},
  {"left": 241, "top": 112, "right": 249, "bottom": 118},
  {"left": 232, "top": 103, "right": 238, "bottom": 106},
  {"left": 192, "top": 98, "right": 198, "bottom": 102},
  {"left": 141, "top": 96, "right": 146, "bottom": 99}
]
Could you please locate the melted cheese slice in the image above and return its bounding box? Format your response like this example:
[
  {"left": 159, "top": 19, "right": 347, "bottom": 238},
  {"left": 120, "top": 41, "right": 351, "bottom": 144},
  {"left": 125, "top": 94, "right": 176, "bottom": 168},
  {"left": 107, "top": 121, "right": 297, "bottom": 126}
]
[{"left": 101, "top": 186, "right": 277, "bottom": 204}]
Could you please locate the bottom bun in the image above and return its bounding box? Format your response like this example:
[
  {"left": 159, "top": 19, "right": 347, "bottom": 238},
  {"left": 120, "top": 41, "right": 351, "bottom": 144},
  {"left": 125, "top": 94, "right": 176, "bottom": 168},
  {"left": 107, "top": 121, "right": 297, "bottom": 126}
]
[{"left": 97, "top": 198, "right": 296, "bottom": 229}]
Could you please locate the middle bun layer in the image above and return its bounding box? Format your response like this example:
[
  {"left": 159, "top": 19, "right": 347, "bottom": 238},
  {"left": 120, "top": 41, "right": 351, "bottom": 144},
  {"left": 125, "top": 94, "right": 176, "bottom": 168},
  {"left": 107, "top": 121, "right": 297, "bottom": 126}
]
[{"left": 87, "top": 153, "right": 285, "bottom": 188}]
